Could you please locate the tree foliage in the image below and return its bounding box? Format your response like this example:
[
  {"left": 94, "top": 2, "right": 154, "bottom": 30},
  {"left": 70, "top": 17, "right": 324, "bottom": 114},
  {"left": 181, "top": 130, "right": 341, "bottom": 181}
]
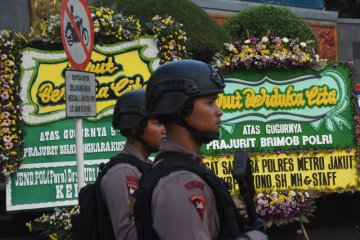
[
  {"left": 223, "top": 5, "right": 318, "bottom": 48},
  {"left": 94, "top": 0, "right": 231, "bottom": 62}
]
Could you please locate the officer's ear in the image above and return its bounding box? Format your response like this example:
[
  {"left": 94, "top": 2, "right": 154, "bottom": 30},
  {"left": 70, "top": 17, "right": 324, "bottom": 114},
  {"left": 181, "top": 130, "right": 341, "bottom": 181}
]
[
  {"left": 124, "top": 128, "right": 136, "bottom": 143},
  {"left": 180, "top": 98, "right": 195, "bottom": 118},
  {"left": 129, "top": 127, "right": 136, "bottom": 135}
]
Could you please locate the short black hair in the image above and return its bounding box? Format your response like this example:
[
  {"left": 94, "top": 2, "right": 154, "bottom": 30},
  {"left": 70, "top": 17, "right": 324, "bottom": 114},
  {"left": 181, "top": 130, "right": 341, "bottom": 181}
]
[{"left": 119, "top": 118, "right": 149, "bottom": 142}]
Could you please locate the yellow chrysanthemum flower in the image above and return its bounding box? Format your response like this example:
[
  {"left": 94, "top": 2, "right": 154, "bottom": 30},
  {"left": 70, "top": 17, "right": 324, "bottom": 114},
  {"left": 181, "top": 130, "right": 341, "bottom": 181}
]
[
  {"left": 26, "top": 221, "right": 32, "bottom": 232},
  {"left": 261, "top": 50, "right": 270, "bottom": 55},
  {"left": 96, "top": 11, "right": 102, "bottom": 17},
  {"left": 152, "top": 15, "right": 160, "bottom": 21},
  {"left": 6, "top": 164, "right": 14, "bottom": 170},
  {"left": 239, "top": 53, "right": 246, "bottom": 59},
  {"left": 48, "top": 233, "right": 57, "bottom": 240}
]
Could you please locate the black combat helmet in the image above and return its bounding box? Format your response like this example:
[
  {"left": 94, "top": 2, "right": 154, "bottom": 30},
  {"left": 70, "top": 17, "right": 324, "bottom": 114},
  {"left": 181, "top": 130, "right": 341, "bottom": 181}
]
[
  {"left": 112, "top": 89, "right": 147, "bottom": 130},
  {"left": 146, "top": 60, "right": 225, "bottom": 143},
  {"left": 146, "top": 60, "right": 225, "bottom": 116},
  {"left": 113, "top": 89, "right": 161, "bottom": 153}
]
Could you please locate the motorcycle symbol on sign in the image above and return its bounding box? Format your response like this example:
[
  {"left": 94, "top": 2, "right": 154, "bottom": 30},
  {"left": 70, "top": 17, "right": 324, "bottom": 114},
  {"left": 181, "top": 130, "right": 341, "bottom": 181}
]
[{"left": 65, "top": 5, "right": 89, "bottom": 47}]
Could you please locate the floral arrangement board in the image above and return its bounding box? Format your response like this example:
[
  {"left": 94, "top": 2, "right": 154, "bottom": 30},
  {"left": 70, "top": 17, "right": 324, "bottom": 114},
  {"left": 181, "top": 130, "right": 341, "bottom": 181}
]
[
  {"left": 6, "top": 38, "right": 159, "bottom": 210},
  {"left": 200, "top": 64, "right": 359, "bottom": 194},
  {"left": 203, "top": 148, "right": 357, "bottom": 195},
  {"left": 204, "top": 65, "right": 356, "bottom": 154}
]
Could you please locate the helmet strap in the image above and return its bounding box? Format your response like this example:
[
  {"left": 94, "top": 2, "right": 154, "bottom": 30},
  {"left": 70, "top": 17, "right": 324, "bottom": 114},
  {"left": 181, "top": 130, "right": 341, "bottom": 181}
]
[
  {"left": 131, "top": 130, "right": 159, "bottom": 154},
  {"left": 177, "top": 118, "right": 219, "bottom": 144},
  {"left": 139, "top": 138, "right": 160, "bottom": 153}
]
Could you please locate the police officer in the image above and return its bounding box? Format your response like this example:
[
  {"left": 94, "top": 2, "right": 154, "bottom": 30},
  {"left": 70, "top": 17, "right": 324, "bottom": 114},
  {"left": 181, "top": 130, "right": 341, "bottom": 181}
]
[
  {"left": 134, "top": 60, "right": 267, "bottom": 240},
  {"left": 101, "top": 89, "right": 166, "bottom": 240}
]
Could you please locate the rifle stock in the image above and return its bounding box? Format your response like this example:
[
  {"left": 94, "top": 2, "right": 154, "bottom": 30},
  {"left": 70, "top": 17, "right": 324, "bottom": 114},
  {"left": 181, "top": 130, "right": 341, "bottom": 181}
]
[{"left": 232, "top": 149, "right": 263, "bottom": 230}]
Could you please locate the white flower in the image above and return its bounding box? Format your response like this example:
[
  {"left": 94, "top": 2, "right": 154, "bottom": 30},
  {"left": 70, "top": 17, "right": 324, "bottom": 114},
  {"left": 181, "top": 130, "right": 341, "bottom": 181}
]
[
  {"left": 215, "top": 59, "right": 222, "bottom": 68},
  {"left": 244, "top": 39, "right": 251, "bottom": 44},
  {"left": 94, "top": 20, "right": 100, "bottom": 33},
  {"left": 256, "top": 193, "right": 264, "bottom": 198},
  {"left": 224, "top": 43, "right": 234, "bottom": 51},
  {"left": 300, "top": 42, "right": 307, "bottom": 48},
  {"left": 289, "top": 190, "right": 296, "bottom": 197},
  {"left": 282, "top": 37, "right": 289, "bottom": 43},
  {"left": 261, "top": 36, "right": 269, "bottom": 43},
  {"left": 3, "top": 171, "right": 11, "bottom": 177},
  {"left": 314, "top": 54, "right": 320, "bottom": 62},
  {"left": 271, "top": 191, "right": 278, "bottom": 197},
  {"left": 305, "top": 192, "right": 310, "bottom": 198}
]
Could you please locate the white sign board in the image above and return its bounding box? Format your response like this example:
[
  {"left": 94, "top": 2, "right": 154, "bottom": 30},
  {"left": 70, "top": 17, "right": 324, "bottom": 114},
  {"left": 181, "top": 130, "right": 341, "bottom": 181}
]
[{"left": 65, "top": 70, "right": 96, "bottom": 117}]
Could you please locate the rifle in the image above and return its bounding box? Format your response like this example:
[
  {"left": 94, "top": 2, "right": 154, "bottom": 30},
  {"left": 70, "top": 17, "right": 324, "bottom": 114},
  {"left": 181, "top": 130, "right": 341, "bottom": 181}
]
[{"left": 232, "top": 149, "right": 264, "bottom": 231}]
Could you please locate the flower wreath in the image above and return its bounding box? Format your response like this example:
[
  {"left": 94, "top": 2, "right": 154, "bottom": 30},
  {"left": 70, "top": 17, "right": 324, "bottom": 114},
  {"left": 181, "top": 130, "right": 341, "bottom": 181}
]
[
  {"left": 209, "top": 38, "right": 360, "bottom": 230},
  {"left": 0, "top": 30, "right": 26, "bottom": 177},
  {"left": 0, "top": 6, "right": 188, "bottom": 177},
  {"left": 214, "top": 36, "right": 322, "bottom": 72}
]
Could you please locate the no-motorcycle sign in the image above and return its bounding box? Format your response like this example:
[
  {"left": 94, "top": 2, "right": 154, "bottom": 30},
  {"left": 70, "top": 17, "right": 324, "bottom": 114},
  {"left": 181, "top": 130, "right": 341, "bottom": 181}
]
[{"left": 60, "top": 0, "right": 94, "bottom": 70}]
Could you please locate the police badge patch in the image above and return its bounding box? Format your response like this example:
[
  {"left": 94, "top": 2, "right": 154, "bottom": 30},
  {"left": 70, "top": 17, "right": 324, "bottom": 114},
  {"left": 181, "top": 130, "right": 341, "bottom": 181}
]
[
  {"left": 127, "top": 183, "right": 138, "bottom": 195},
  {"left": 126, "top": 176, "right": 139, "bottom": 195},
  {"left": 189, "top": 194, "right": 206, "bottom": 220}
]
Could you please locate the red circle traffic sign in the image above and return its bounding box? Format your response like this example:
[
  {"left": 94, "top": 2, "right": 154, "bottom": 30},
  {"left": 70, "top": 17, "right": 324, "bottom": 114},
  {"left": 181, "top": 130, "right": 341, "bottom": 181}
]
[{"left": 60, "top": 0, "right": 94, "bottom": 70}]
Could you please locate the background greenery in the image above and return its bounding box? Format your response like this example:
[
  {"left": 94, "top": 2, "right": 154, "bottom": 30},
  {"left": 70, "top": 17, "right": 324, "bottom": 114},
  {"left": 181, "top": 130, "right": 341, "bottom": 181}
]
[
  {"left": 93, "top": 0, "right": 230, "bottom": 62},
  {"left": 223, "top": 5, "right": 318, "bottom": 49}
]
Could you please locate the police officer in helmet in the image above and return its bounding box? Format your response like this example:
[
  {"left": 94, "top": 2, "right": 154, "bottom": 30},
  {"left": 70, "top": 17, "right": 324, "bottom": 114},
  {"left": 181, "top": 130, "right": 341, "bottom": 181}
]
[
  {"left": 134, "top": 60, "right": 267, "bottom": 240},
  {"left": 101, "top": 89, "right": 165, "bottom": 240}
]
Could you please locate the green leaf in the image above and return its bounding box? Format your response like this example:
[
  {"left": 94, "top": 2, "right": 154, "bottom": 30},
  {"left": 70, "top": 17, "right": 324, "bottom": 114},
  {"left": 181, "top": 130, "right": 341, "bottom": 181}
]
[
  {"left": 332, "top": 97, "right": 349, "bottom": 115},
  {"left": 220, "top": 123, "right": 235, "bottom": 134},
  {"left": 332, "top": 115, "right": 351, "bottom": 130},
  {"left": 310, "top": 118, "right": 325, "bottom": 131},
  {"left": 325, "top": 117, "right": 335, "bottom": 132}
]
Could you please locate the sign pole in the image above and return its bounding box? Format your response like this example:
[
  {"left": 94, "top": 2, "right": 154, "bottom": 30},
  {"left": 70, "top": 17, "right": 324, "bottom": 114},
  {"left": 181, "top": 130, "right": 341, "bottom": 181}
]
[
  {"left": 61, "top": 0, "right": 94, "bottom": 192},
  {"left": 75, "top": 117, "right": 85, "bottom": 189}
]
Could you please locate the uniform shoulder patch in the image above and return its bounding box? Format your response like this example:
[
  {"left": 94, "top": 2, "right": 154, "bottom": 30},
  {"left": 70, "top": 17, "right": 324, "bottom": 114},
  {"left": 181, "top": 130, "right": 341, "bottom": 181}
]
[
  {"left": 126, "top": 175, "right": 139, "bottom": 195},
  {"left": 185, "top": 180, "right": 204, "bottom": 190},
  {"left": 189, "top": 194, "right": 206, "bottom": 221},
  {"left": 126, "top": 175, "right": 139, "bottom": 183}
]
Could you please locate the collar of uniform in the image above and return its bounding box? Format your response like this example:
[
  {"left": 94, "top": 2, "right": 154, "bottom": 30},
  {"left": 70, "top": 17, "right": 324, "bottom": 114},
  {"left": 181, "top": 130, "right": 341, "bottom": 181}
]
[
  {"left": 122, "top": 141, "right": 147, "bottom": 162},
  {"left": 158, "top": 140, "right": 199, "bottom": 161}
]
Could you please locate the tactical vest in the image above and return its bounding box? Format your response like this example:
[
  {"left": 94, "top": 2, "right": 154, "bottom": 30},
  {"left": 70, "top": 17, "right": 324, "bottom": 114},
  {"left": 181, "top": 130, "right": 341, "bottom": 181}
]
[
  {"left": 103, "top": 153, "right": 151, "bottom": 176},
  {"left": 134, "top": 151, "right": 244, "bottom": 240},
  {"left": 76, "top": 153, "right": 151, "bottom": 240}
]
